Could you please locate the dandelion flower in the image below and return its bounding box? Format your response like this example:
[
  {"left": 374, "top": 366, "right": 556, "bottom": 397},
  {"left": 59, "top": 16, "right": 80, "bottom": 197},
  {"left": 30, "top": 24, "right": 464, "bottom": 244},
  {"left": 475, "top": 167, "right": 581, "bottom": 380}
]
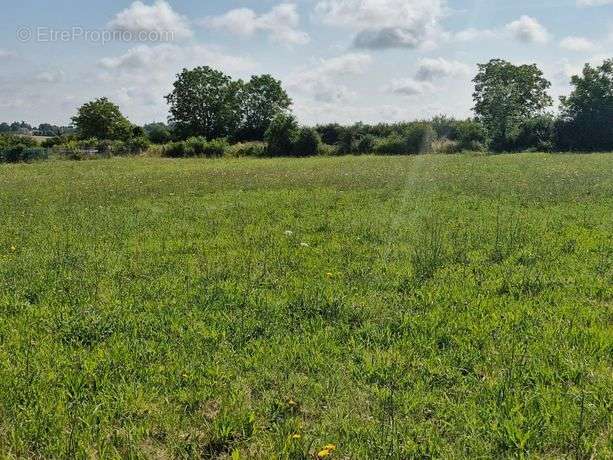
[
  {"left": 10, "top": 246, "right": 16, "bottom": 252},
  {"left": 291, "top": 434, "right": 301, "bottom": 440},
  {"left": 325, "top": 272, "right": 334, "bottom": 278},
  {"left": 317, "top": 449, "right": 331, "bottom": 458},
  {"left": 323, "top": 444, "right": 336, "bottom": 451}
]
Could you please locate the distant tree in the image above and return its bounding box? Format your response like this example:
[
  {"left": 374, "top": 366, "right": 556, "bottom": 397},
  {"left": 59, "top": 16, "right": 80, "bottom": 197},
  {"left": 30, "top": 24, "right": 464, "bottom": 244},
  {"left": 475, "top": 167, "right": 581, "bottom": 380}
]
[
  {"left": 473, "top": 59, "right": 552, "bottom": 151},
  {"left": 238, "top": 74, "right": 292, "bottom": 141},
  {"left": 71, "top": 98, "right": 133, "bottom": 140},
  {"left": 557, "top": 59, "right": 613, "bottom": 151},
  {"left": 0, "top": 123, "right": 11, "bottom": 133},
  {"left": 265, "top": 113, "right": 299, "bottom": 156},
  {"left": 166, "top": 66, "right": 243, "bottom": 140},
  {"left": 144, "top": 122, "right": 172, "bottom": 144}
]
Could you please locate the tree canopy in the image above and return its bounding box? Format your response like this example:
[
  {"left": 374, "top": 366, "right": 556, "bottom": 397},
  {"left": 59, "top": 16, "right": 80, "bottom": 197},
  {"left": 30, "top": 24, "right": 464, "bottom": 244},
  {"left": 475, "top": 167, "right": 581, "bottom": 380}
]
[
  {"left": 473, "top": 59, "right": 553, "bottom": 151},
  {"left": 71, "top": 98, "right": 133, "bottom": 141},
  {"left": 557, "top": 59, "right": 613, "bottom": 151}
]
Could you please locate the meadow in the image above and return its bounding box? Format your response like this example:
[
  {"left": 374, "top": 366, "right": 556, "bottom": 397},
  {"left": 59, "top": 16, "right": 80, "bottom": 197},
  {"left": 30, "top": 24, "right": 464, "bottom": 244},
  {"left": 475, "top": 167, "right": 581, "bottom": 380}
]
[{"left": 0, "top": 153, "right": 611, "bottom": 459}]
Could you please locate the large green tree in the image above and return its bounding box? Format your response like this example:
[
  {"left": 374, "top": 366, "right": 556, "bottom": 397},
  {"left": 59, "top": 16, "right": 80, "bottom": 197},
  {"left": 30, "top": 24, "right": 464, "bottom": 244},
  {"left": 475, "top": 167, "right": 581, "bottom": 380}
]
[
  {"left": 557, "top": 59, "right": 613, "bottom": 151},
  {"left": 71, "top": 98, "right": 133, "bottom": 140},
  {"left": 473, "top": 59, "right": 552, "bottom": 151},
  {"left": 238, "top": 74, "right": 292, "bottom": 141},
  {"left": 166, "top": 66, "right": 243, "bottom": 140}
]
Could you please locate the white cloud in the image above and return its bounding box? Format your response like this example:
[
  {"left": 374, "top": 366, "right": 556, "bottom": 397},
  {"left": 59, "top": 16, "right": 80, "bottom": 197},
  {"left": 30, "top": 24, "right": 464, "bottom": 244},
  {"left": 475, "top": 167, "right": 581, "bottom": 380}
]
[
  {"left": 387, "top": 78, "right": 435, "bottom": 96},
  {"left": 415, "top": 58, "right": 470, "bottom": 81},
  {"left": 99, "top": 44, "right": 254, "bottom": 74},
  {"left": 315, "top": 0, "right": 445, "bottom": 49},
  {"left": 35, "top": 70, "right": 66, "bottom": 84},
  {"left": 108, "top": 0, "right": 192, "bottom": 40},
  {"left": 97, "top": 44, "right": 256, "bottom": 123},
  {"left": 505, "top": 16, "right": 549, "bottom": 44},
  {"left": 287, "top": 53, "right": 372, "bottom": 102},
  {"left": 452, "top": 28, "right": 498, "bottom": 42},
  {"left": 560, "top": 36, "right": 596, "bottom": 52},
  {"left": 203, "top": 4, "right": 309, "bottom": 46},
  {"left": 576, "top": 0, "right": 613, "bottom": 6}
]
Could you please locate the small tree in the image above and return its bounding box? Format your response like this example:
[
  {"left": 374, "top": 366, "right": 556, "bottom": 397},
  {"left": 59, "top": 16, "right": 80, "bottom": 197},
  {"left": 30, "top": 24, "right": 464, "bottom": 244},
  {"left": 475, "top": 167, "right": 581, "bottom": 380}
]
[
  {"left": 557, "top": 59, "right": 613, "bottom": 151},
  {"left": 473, "top": 59, "right": 552, "bottom": 151},
  {"left": 265, "top": 113, "right": 298, "bottom": 156},
  {"left": 292, "top": 127, "right": 321, "bottom": 157},
  {"left": 71, "top": 98, "right": 133, "bottom": 140},
  {"left": 166, "top": 66, "right": 243, "bottom": 140},
  {"left": 238, "top": 74, "right": 292, "bottom": 141}
]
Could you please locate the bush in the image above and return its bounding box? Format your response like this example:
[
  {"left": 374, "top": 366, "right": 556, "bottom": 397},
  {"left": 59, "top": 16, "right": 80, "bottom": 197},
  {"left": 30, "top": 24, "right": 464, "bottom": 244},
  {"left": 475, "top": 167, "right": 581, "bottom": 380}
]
[
  {"left": 318, "top": 144, "right": 339, "bottom": 156},
  {"left": 455, "top": 120, "right": 487, "bottom": 151},
  {"left": 336, "top": 129, "right": 357, "bottom": 154},
  {"left": 404, "top": 123, "right": 434, "bottom": 154},
  {"left": 163, "top": 141, "right": 193, "bottom": 158},
  {"left": 127, "top": 136, "right": 151, "bottom": 155},
  {"left": 432, "top": 139, "right": 461, "bottom": 155},
  {"left": 516, "top": 116, "right": 555, "bottom": 152},
  {"left": 0, "top": 134, "right": 38, "bottom": 149},
  {"left": 373, "top": 135, "right": 408, "bottom": 155},
  {"left": 292, "top": 128, "right": 321, "bottom": 157},
  {"left": 0, "top": 146, "right": 48, "bottom": 163},
  {"left": 201, "top": 138, "right": 228, "bottom": 157},
  {"left": 265, "top": 113, "right": 298, "bottom": 156},
  {"left": 225, "top": 142, "right": 267, "bottom": 158},
  {"left": 356, "top": 135, "right": 376, "bottom": 154},
  {"left": 316, "top": 124, "right": 343, "bottom": 145}
]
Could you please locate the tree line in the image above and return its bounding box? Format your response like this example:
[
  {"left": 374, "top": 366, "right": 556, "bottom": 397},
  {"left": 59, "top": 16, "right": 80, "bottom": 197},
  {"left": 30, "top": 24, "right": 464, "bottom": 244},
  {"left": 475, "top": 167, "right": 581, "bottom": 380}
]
[{"left": 1, "top": 58, "right": 611, "bottom": 163}]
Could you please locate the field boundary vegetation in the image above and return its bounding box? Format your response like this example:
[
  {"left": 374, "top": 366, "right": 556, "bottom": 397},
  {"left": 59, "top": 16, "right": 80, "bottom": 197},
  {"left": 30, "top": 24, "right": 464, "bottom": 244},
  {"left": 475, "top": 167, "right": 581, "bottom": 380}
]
[{"left": 1, "top": 58, "right": 612, "bottom": 164}]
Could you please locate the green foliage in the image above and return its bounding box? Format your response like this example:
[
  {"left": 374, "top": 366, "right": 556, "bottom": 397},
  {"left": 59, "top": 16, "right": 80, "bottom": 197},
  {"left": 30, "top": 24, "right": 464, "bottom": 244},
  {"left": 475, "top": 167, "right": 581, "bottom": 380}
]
[
  {"left": 126, "top": 136, "right": 151, "bottom": 155},
  {"left": 473, "top": 59, "right": 553, "bottom": 151},
  {"left": 0, "top": 155, "right": 611, "bottom": 458},
  {"left": 0, "top": 135, "right": 45, "bottom": 163},
  {"left": 292, "top": 128, "right": 321, "bottom": 157},
  {"left": 225, "top": 142, "right": 268, "bottom": 158},
  {"left": 515, "top": 115, "right": 555, "bottom": 152},
  {"left": 166, "top": 66, "right": 243, "bottom": 140},
  {"left": 356, "top": 135, "right": 376, "bottom": 154},
  {"left": 144, "top": 123, "right": 172, "bottom": 144},
  {"left": 238, "top": 74, "right": 292, "bottom": 141},
  {"left": 557, "top": 59, "right": 613, "bottom": 151},
  {"left": 316, "top": 123, "right": 343, "bottom": 145},
  {"left": 163, "top": 138, "right": 228, "bottom": 158},
  {"left": 71, "top": 98, "right": 133, "bottom": 141},
  {"left": 455, "top": 120, "right": 488, "bottom": 151},
  {"left": 265, "top": 113, "right": 299, "bottom": 156},
  {"left": 373, "top": 135, "right": 407, "bottom": 155}
]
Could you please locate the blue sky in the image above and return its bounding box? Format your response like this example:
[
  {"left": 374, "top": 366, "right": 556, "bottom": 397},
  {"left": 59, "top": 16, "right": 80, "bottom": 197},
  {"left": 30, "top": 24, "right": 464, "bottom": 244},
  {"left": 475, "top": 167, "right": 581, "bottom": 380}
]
[{"left": 0, "top": 0, "right": 611, "bottom": 125}]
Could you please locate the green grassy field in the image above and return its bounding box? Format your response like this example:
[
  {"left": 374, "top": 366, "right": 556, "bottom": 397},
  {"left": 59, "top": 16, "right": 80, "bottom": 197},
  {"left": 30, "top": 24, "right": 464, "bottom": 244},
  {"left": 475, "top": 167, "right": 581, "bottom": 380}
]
[{"left": 0, "top": 154, "right": 611, "bottom": 459}]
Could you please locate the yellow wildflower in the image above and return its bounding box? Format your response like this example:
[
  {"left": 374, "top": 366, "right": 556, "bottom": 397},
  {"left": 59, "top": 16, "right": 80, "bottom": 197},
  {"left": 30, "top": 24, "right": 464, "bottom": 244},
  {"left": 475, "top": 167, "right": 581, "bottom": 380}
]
[
  {"left": 291, "top": 434, "right": 301, "bottom": 440},
  {"left": 317, "top": 449, "right": 331, "bottom": 458},
  {"left": 10, "top": 246, "right": 16, "bottom": 252},
  {"left": 323, "top": 444, "right": 336, "bottom": 451}
]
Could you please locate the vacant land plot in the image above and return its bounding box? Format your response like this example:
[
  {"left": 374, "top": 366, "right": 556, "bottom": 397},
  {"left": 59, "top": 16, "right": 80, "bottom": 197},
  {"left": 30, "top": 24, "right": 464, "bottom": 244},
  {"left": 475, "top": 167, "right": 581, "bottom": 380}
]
[{"left": 0, "top": 154, "right": 611, "bottom": 458}]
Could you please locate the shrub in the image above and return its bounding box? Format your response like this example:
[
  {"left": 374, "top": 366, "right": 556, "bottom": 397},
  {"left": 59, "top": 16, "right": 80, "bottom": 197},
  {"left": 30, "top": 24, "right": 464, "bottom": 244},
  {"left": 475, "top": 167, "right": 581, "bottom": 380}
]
[
  {"left": 0, "top": 134, "right": 38, "bottom": 149},
  {"left": 185, "top": 137, "right": 208, "bottom": 155},
  {"left": 516, "top": 116, "right": 555, "bottom": 152},
  {"left": 373, "top": 135, "right": 408, "bottom": 155},
  {"left": 431, "top": 115, "right": 458, "bottom": 140},
  {"left": 225, "top": 142, "right": 267, "bottom": 158},
  {"left": 163, "top": 141, "right": 194, "bottom": 158},
  {"left": 336, "top": 129, "right": 357, "bottom": 154},
  {"left": 318, "top": 144, "right": 339, "bottom": 156},
  {"left": 455, "top": 120, "right": 487, "bottom": 151},
  {"left": 265, "top": 113, "right": 298, "bottom": 156},
  {"left": 201, "top": 138, "right": 228, "bottom": 157},
  {"left": 126, "top": 136, "right": 151, "bottom": 154},
  {"left": 316, "top": 124, "right": 343, "bottom": 145},
  {"left": 404, "top": 123, "right": 434, "bottom": 154},
  {"left": 432, "top": 139, "right": 461, "bottom": 155},
  {"left": 292, "top": 128, "right": 321, "bottom": 157},
  {"left": 356, "top": 135, "right": 376, "bottom": 154},
  {"left": 0, "top": 146, "right": 48, "bottom": 163}
]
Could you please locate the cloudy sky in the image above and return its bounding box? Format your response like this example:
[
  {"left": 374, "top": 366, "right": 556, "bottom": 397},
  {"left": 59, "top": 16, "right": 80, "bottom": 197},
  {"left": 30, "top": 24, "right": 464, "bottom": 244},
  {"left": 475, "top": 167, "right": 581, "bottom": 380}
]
[{"left": 0, "top": 0, "right": 611, "bottom": 126}]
